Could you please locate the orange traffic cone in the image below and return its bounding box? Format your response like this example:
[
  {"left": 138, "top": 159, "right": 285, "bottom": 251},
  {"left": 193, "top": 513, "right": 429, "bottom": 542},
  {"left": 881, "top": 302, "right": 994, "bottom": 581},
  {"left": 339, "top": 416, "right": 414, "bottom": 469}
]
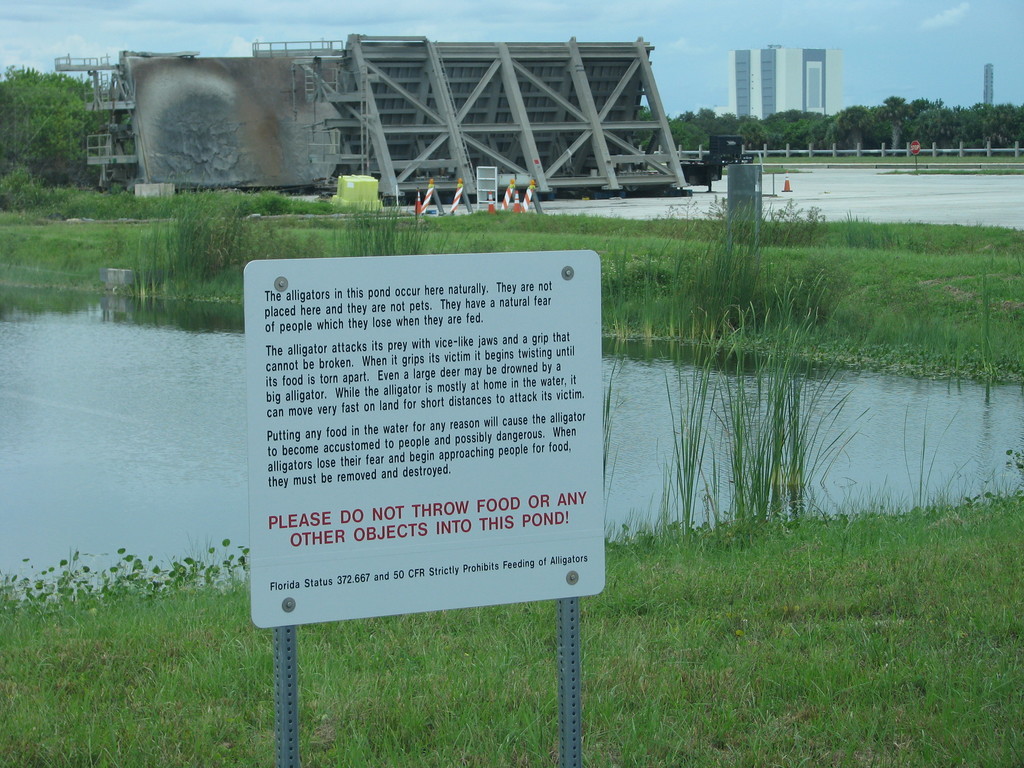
[
  {"left": 782, "top": 174, "right": 792, "bottom": 193},
  {"left": 486, "top": 191, "right": 496, "bottom": 213},
  {"left": 415, "top": 189, "right": 422, "bottom": 215}
]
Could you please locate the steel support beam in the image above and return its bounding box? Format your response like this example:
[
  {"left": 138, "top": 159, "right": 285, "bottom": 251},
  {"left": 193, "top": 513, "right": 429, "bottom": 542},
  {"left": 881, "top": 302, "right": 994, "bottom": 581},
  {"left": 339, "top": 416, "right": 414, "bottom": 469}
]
[
  {"left": 497, "top": 43, "right": 550, "bottom": 192},
  {"left": 425, "top": 40, "right": 477, "bottom": 195},
  {"left": 567, "top": 38, "right": 620, "bottom": 190},
  {"left": 633, "top": 39, "right": 688, "bottom": 188},
  {"left": 346, "top": 36, "right": 399, "bottom": 197}
]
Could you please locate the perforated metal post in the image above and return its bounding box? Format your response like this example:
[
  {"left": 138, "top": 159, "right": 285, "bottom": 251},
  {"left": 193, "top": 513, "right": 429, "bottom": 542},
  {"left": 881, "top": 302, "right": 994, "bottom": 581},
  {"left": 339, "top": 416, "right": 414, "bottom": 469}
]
[
  {"left": 726, "top": 163, "right": 762, "bottom": 252},
  {"left": 273, "top": 625, "right": 300, "bottom": 768},
  {"left": 557, "top": 597, "right": 582, "bottom": 768}
]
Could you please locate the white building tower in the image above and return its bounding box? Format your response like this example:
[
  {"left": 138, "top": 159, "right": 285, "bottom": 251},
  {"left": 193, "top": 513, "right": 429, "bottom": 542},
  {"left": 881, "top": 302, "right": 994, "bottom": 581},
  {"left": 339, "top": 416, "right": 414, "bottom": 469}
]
[{"left": 729, "top": 46, "right": 843, "bottom": 118}]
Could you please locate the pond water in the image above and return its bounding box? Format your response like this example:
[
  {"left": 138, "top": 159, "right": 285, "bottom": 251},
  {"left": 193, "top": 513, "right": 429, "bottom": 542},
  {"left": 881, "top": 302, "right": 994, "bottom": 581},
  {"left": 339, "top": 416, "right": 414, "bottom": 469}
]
[
  {"left": 603, "top": 343, "right": 1024, "bottom": 531},
  {"left": 2, "top": 288, "right": 1022, "bottom": 573}
]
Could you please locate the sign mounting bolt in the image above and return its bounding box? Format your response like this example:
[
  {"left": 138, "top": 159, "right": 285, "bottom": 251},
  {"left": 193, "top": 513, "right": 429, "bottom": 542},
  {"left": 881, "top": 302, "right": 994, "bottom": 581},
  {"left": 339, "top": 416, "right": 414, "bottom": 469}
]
[
  {"left": 282, "top": 597, "right": 296, "bottom": 612},
  {"left": 561, "top": 266, "right": 574, "bottom": 281},
  {"left": 274, "top": 276, "right": 288, "bottom": 292},
  {"left": 566, "top": 570, "right": 579, "bottom": 585}
]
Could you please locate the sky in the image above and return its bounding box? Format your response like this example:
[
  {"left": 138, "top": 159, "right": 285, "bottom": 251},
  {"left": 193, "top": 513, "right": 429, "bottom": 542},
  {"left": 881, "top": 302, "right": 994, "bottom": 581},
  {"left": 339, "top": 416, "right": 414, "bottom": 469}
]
[{"left": 2, "top": 0, "right": 1022, "bottom": 115}]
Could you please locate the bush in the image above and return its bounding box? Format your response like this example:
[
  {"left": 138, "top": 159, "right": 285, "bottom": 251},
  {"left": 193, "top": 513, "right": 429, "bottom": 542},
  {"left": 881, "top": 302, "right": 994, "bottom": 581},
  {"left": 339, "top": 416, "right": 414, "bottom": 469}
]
[{"left": 0, "top": 168, "right": 51, "bottom": 211}]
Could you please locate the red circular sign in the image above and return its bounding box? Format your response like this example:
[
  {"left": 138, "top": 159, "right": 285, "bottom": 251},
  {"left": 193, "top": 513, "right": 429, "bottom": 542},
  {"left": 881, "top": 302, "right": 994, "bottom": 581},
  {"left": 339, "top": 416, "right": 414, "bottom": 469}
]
[{"left": 910, "top": 140, "right": 921, "bottom": 156}]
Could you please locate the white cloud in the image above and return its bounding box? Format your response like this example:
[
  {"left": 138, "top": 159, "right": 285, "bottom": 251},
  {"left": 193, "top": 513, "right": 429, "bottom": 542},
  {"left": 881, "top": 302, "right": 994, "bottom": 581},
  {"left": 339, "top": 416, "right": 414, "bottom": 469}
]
[
  {"left": 666, "top": 37, "right": 716, "bottom": 57},
  {"left": 920, "top": 2, "right": 970, "bottom": 30},
  {"left": 225, "top": 36, "right": 253, "bottom": 57}
]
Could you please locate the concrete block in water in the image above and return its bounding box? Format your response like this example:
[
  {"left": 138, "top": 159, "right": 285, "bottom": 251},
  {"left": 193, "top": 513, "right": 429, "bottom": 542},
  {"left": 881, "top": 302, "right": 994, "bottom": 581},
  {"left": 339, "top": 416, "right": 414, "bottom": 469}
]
[{"left": 100, "top": 268, "right": 136, "bottom": 287}]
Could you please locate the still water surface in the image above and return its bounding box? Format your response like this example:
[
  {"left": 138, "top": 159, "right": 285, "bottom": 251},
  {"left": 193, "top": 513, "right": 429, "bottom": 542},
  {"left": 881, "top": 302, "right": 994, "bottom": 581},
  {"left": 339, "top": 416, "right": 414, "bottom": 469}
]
[{"left": 2, "top": 289, "right": 1021, "bottom": 572}]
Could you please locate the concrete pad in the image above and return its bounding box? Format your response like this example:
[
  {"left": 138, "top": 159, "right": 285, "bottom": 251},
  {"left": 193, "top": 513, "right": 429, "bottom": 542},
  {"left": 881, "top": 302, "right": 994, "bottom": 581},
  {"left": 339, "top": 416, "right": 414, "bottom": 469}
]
[
  {"left": 539, "top": 167, "right": 1024, "bottom": 229},
  {"left": 134, "top": 182, "right": 175, "bottom": 198}
]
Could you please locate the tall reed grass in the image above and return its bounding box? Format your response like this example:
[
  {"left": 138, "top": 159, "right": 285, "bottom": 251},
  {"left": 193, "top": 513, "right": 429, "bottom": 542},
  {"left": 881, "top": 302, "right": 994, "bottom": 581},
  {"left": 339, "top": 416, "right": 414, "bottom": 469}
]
[
  {"left": 660, "top": 333, "right": 856, "bottom": 536},
  {"left": 836, "top": 214, "right": 902, "bottom": 249},
  {"left": 661, "top": 356, "right": 718, "bottom": 531},
  {"left": 340, "top": 206, "right": 432, "bottom": 257},
  {"left": 981, "top": 261, "right": 995, "bottom": 380},
  {"left": 128, "top": 196, "right": 433, "bottom": 297},
  {"left": 133, "top": 193, "right": 255, "bottom": 294}
]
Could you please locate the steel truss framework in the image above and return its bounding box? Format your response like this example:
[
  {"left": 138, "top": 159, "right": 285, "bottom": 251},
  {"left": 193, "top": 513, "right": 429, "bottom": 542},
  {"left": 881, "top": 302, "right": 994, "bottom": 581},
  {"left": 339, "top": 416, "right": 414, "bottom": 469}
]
[
  {"left": 60, "top": 36, "right": 685, "bottom": 197},
  {"left": 286, "top": 35, "right": 685, "bottom": 198}
]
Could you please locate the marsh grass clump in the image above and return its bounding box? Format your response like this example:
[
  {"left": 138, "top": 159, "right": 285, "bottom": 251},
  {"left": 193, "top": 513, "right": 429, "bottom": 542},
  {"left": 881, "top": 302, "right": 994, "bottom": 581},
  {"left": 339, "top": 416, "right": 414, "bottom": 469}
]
[
  {"left": 689, "top": 236, "right": 850, "bottom": 339},
  {"left": 661, "top": 355, "right": 718, "bottom": 531},
  {"left": 836, "top": 214, "right": 902, "bottom": 249},
  {"left": 133, "top": 193, "right": 256, "bottom": 293},
  {"left": 660, "top": 334, "right": 855, "bottom": 537},
  {"left": 689, "top": 239, "right": 764, "bottom": 335},
  {"left": 720, "top": 347, "right": 847, "bottom": 531},
  {"left": 341, "top": 205, "right": 432, "bottom": 257},
  {"left": 601, "top": 200, "right": 849, "bottom": 341},
  {"left": 600, "top": 221, "right": 852, "bottom": 343},
  {"left": 601, "top": 246, "right": 694, "bottom": 339},
  {"left": 169, "top": 193, "right": 251, "bottom": 279},
  {"left": 127, "top": 195, "right": 434, "bottom": 297}
]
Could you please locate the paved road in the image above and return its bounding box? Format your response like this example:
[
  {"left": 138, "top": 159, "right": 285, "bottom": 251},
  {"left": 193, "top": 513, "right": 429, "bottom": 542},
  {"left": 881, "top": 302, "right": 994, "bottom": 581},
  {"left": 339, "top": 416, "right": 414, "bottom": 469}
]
[{"left": 540, "top": 167, "right": 1024, "bottom": 229}]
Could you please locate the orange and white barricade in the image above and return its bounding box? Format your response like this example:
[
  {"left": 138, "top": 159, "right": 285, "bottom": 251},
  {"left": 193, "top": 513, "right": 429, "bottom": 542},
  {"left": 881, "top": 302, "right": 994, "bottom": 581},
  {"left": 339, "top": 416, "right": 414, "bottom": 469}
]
[
  {"left": 502, "top": 178, "right": 515, "bottom": 210},
  {"left": 522, "top": 179, "right": 536, "bottom": 212},
  {"left": 420, "top": 178, "right": 438, "bottom": 214},
  {"left": 450, "top": 178, "right": 465, "bottom": 214}
]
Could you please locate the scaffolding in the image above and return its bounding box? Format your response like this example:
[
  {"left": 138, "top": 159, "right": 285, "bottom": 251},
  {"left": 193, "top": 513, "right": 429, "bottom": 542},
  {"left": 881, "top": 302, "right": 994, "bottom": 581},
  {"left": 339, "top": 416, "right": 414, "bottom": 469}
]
[{"left": 56, "top": 54, "right": 138, "bottom": 187}]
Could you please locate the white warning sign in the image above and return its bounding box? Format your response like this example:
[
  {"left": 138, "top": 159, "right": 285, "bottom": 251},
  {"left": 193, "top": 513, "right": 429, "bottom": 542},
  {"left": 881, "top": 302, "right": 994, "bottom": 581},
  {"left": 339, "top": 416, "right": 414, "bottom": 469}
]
[{"left": 244, "top": 250, "right": 604, "bottom": 627}]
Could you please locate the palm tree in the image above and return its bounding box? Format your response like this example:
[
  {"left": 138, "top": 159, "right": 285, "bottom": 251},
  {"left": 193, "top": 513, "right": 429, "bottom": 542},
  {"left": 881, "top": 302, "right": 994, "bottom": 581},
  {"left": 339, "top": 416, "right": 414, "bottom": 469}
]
[
  {"left": 880, "top": 96, "right": 909, "bottom": 149},
  {"left": 831, "top": 106, "right": 875, "bottom": 149}
]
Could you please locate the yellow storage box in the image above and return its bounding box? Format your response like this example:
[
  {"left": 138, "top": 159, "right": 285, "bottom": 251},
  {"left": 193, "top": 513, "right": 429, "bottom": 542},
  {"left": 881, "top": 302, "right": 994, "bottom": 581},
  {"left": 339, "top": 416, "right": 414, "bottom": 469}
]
[{"left": 331, "top": 175, "right": 382, "bottom": 210}]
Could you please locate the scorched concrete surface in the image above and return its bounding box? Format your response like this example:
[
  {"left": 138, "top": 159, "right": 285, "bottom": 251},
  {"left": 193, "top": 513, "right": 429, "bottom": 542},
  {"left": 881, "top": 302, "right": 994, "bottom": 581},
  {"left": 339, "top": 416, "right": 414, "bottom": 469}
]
[{"left": 129, "top": 56, "right": 336, "bottom": 188}]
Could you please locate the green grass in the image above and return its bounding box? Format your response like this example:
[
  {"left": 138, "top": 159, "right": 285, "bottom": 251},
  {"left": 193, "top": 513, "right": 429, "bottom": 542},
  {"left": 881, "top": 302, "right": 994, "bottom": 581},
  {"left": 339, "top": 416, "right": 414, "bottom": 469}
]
[
  {"left": 2, "top": 189, "right": 1023, "bottom": 380},
  {"left": 2, "top": 499, "right": 1022, "bottom": 767}
]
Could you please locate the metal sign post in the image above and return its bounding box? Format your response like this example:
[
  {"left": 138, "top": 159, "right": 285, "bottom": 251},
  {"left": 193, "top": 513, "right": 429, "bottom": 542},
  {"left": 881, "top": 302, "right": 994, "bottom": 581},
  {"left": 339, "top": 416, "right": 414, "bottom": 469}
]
[
  {"left": 726, "top": 163, "right": 763, "bottom": 252},
  {"left": 557, "top": 596, "right": 582, "bottom": 768},
  {"left": 273, "top": 625, "right": 300, "bottom": 768}
]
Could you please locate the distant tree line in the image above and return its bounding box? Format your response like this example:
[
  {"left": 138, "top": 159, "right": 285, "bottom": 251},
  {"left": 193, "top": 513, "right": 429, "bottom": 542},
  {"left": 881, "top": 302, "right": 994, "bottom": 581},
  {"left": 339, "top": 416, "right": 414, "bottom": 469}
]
[
  {"left": 668, "top": 97, "right": 1024, "bottom": 152},
  {"left": 2, "top": 66, "right": 1023, "bottom": 188}
]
